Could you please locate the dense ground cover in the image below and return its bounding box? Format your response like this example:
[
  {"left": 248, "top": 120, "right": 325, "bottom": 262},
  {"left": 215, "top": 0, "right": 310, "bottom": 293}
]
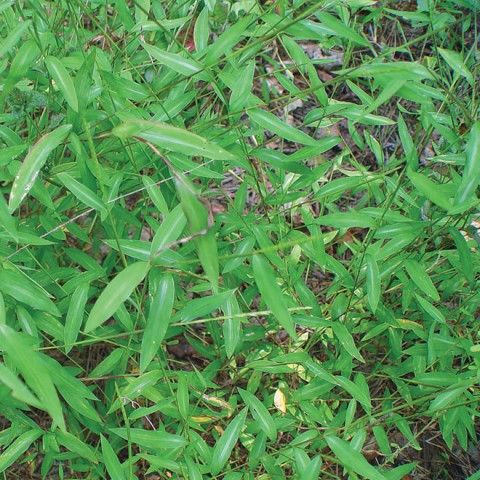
[{"left": 0, "top": 0, "right": 479, "bottom": 478}]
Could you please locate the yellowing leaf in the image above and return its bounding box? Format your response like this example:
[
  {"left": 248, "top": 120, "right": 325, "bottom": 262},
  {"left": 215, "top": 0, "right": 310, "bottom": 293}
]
[{"left": 274, "top": 388, "right": 286, "bottom": 414}]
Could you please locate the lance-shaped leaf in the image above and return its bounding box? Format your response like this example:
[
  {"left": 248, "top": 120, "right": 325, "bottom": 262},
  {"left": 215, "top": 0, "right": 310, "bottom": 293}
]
[
  {"left": 210, "top": 408, "right": 247, "bottom": 475},
  {"left": 9, "top": 124, "right": 72, "bottom": 212},
  {"left": 100, "top": 435, "right": 126, "bottom": 480},
  {"left": 0, "top": 20, "right": 31, "bottom": 59},
  {"left": 365, "top": 254, "right": 380, "bottom": 313},
  {"left": 64, "top": 282, "right": 90, "bottom": 353},
  {"left": 0, "top": 429, "right": 42, "bottom": 473},
  {"left": 110, "top": 428, "right": 187, "bottom": 451},
  {"left": 438, "top": 48, "right": 474, "bottom": 86},
  {"left": 325, "top": 436, "right": 386, "bottom": 480},
  {"left": 175, "top": 173, "right": 219, "bottom": 291},
  {"left": 0, "top": 269, "right": 60, "bottom": 316},
  {"left": 112, "top": 119, "right": 235, "bottom": 160},
  {"left": 57, "top": 172, "right": 107, "bottom": 216},
  {"left": 248, "top": 108, "right": 319, "bottom": 146},
  {"left": 238, "top": 388, "right": 277, "bottom": 441},
  {"left": 45, "top": 56, "right": 79, "bottom": 111},
  {"left": 0, "top": 325, "right": 65, "bottom": 431},
  {"left": 85, "top": 262, "right": 150, "bottom": 332},
  {"left": 252, "top": 254, "right": 296, "bottom": 337},
  {"left": 455, "top": 121, "right": 480, "bottom": 205},
  {"left": 140, "top": 274, "right": 175, "bottom": 372},
  {"left": 142, "top": 43, "right": 202, "bottom": 76}
]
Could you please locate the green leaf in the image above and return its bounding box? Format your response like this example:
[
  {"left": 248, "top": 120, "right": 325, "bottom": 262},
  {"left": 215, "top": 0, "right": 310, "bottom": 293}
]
[
  {"left": 8, "top": 124, "right": 72, "bottom": 212},
  {"left": 229, "top": 61, "right": 255, "bottom": 112},
  {"left": 248, "top": 108, "right": 319, "bottom": 146},
  {"left": 104, "top": 239, "right": 151, "bottom": 262},
  {"left": 205, "top": 15, "right": 252, "bottom": 64},
  {"left": 438, "top": 48, "right": 474, "bottom": 85},
  {"left": 404, "top": 260, "right": 439, "bottom": 301},
  {"left": 103, "top": 71, "right": 148, "bottom": 100},
  {"left": 222, "top": 294, "right": 241, "bottom": 358},
  {"left": 252, "top": 255, "right": 296, "bottom": 338},
  {"left": 428, "top": 386, "right": 465, "bottom": 414},
  {"left": 112, "top": 119, "right": 235, "bottom": 160},
  {"left": 414, "top": 294, "right": 445, "bottom": 323},
  {"left": 174, "top": 290, "right": 233, "bottom": 322},
  {"left": 0, "top": 194, "right": 17, "bottom": 240},
  {"left": 455, "top": 121, "right": 480, "bottom": 204},
  {"left": 0, "top": 293, "right": 4, "bottom": 325},
  {"left": 407, "top": 168, "right": 451, "bottom": 210},
  {"left": 315, "top": 176, "right": 366, "bottom": 199},
  {"left": 306, "top": 361, "right": 371, "bottom": 413},
  {"left": 186, "top": 456, "right": 203, "bottom": 480},
  {"left": 110, "top": 428, "right": 187, "bottom": 451},
  {"left": 56, "top": 431, "right": 98, "bottom": 463},
  {"left": 100, "top": 435, "right": 126, "bottom": 480},
  {"left": 57, "top": 172, "right": 107, "bottom": 216},
  {"left": 45, "top": 56, "right": 79, "bottom": 112},
  {"left": 0, "top": 20, "right": 31, "bottom": 59},
  {"left": 325, "top": 436, "right": 386, "bottom": 480},
  {"left": 151, "top": 205, "right": 187, "bottom": 257},
  {"left": 238, "top": 388, "right": 277, "bottom": 441},
  {"left": 0, "top": 363, "right": 41, "bottom": 407},
  {"left": 0, "top": 269, "right": 59, "bottom": 316},
  {"left": 210, "top": 408, "right": 247, "bottom": 475},
  {"left": 365, "top": 254, "right": 380, "bottom": 313},
  {"left": 177, "top": 372, "right": 189, "bottom": 419},
  {"left": 366, "top": 79, "right": 405, "bottom": 113},
  {"left": 142, "top": 43, "right": 202, "bottom": 75},
  {"left": 397, "top": 113, "right": 416, "bottom": 166},
  {"left": 89, "top": 348, "right": 125, "bottom": 378},
  {"left": 318, "top": 212, "right": 375, "bottom": 229},
  {"left": 140, "top": 274, "right": 175, "bottom": 372},
  {"left": 332, "top": 323, "right": 365, "bottom": 363},
  {"left": 142, "top": 175, "right": 169, "bottom": 215},
  {"left": 194, "top": 7, "right": 209, "bottom": 51},
  {"left": 176, "top": 173, "right": 219, "bottom": 291},
  {"left": 337, "top": 61, "right": 433, "bottom": 81},
  {"left": 449, "top": 227, "right": 474, "bottom": 285},
  {"left": 0, "top": 429, "right": 42, "bottom": 473},
  {"left": 85, "top": 262, "right": 150, "bottom": 333},
  {"left": 319, "top": 12, "right": 371, "bottom": 47},
  {"left": 9, "top": 39, "right": 40, "bottom": 79},
  {"left": 0, "top": 325, "right": 65, "bottom": 431},
  {"left": 64, "top": 282, "right": 89, "bottom": 353}
]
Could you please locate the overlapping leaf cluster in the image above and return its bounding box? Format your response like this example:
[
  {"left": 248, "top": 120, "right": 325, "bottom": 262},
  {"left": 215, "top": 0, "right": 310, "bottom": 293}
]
[{"left": 0, "top": 0, "right": 479, "bottom": 478}]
